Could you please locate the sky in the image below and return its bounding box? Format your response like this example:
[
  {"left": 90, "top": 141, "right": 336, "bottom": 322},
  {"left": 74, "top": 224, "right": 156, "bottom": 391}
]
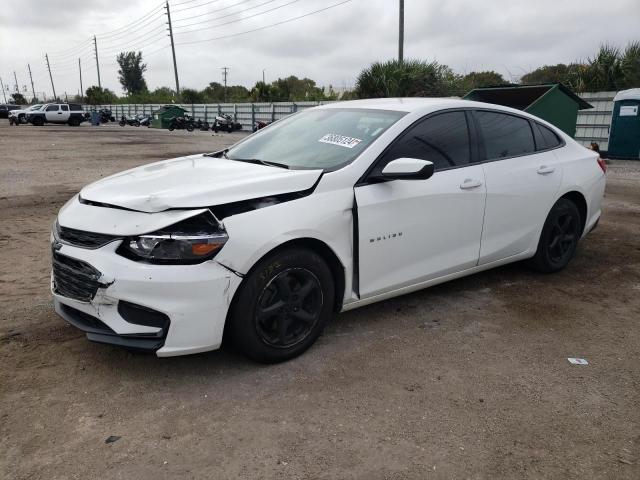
[{"left": 1, "top": 0, "right": 639, "bottom": 100}]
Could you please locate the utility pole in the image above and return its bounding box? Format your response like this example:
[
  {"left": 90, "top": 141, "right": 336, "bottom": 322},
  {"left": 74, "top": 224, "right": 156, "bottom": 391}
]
[
  {"left": 398, "top": 0, "right": 404, "bottom": 63},
  {"left": 13, "top": 71, "right": 19, "bottom": 94},
  {"left": 222, "top": 67, "right": 229, "bottom": 102},
  {"left": 262, "top": 68, "right": 266, "bottom": 84},
  {"left": 93, "top": 35, "right": 102, "bottom": 88},
  {"left": 78, "top": 58, "right": 84, "bottom": 102},
  {"left": 165, "top": 1, "right": 180, "bottom": 96},
  {"left": 28, "top": 64, "right": 36, "bottom": 101},
  {"left": 45, "top": 54, "right": 57, "bottom": 100},
  {"left": 0, "top": 77, "right": 6, "bottom": 103}
]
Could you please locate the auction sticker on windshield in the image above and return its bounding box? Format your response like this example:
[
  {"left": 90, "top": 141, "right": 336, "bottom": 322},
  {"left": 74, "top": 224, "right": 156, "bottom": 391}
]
[{"left": 318, "top": 133, "right": 362, "bottom": 149}]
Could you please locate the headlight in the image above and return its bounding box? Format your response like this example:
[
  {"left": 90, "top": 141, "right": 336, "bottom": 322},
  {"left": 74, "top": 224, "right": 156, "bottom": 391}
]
[{"left": 118, "top": 211, "right": 228, "bottom": 264}]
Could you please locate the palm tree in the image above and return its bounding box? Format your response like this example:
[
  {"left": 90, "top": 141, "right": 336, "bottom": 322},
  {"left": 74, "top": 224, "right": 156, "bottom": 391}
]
[
  {"left": 621, "top": 41, "right": 640, "bottom": 89},
  {"left": 355, "top": 59, "right": 457, "bottom": 98}
]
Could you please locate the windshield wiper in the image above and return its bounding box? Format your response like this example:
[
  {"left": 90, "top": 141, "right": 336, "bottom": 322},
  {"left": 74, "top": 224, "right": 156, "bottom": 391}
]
[{"left": 228, "top": 158, "right": 290, "bottom": 169}]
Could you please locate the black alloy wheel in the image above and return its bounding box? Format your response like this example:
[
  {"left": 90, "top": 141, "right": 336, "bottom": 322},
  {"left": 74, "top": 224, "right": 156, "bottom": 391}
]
[
  {"left": 255, "top": 268, "right": 323, "bottom": 349},
  {"left": 528, "top": 198, "right": 582, "bottom": 273},
  {"left": 229, "top": 248, "right": 335, "bottom": 363}
]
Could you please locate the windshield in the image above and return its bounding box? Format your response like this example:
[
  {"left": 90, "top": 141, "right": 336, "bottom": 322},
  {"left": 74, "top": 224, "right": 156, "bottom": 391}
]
[
  {"left": 28, "top": 104, "right": 43, "bottom": 111},
  {"left": 227, "top": 108, "right": 406, "bottom": 171}
]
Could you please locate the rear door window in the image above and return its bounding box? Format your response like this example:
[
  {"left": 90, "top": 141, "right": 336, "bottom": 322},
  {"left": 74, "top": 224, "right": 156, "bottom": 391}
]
[
  {"left": 61, "top": 105, "right": 69, "bottom": 111},
  {"left": 376, "top": 111, "right": 471, "bottom": 173},
  {"left": 475, "top": 111, "right": 535, "bottom": 160},
  {"left": 538, "top": 123, "right": 562, "bottom": 149}
]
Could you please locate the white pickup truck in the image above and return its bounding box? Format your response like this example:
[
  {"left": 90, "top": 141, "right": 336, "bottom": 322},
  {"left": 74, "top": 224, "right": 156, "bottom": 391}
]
[
  {"left": 8, "top": 104, "right": 43, "bottom": 125},
  {"left": 27, "top": 103, "right": 88, "bottom": 126}
]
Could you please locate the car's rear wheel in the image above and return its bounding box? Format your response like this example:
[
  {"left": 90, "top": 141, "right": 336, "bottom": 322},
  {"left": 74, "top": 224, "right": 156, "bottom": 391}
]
[
  {"left": 33, "top": 116, "right": 44, "bottom": 126},
  {"left": 528, "top": 198, "right": 582, "bottom": 273},
  {"left": 229, "top": 248, "right": 334, "bottom": 363}
]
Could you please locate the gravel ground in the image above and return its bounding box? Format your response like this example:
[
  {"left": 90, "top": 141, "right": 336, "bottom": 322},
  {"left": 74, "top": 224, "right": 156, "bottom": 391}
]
[{"left": 1, "top": 121, "right": 639, "bottom": 479}]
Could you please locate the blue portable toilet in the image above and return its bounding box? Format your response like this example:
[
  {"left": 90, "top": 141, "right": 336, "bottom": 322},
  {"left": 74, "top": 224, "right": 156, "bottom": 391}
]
[{"left": 608, "top": 89, "right": 640, "bottom": 160}]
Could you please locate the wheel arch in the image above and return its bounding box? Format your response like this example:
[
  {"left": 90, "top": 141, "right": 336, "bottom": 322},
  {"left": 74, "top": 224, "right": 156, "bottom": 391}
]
[
  {"left": 227, "top": 237, "right": 346, "bottom": 314},
  {"left": 559, "top": 190, "right": 587, "bottom": 235}
]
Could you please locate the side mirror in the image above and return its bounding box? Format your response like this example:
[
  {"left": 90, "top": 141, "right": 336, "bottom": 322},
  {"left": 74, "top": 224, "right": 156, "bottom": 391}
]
[{"left": 380, "top": 158, "right": 434, "bottom": 180}]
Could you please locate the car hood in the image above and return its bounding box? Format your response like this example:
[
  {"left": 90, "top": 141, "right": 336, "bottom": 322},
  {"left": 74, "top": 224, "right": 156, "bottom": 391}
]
[{"left": 80, "top": 154, "right": 322, "bottom": 213}]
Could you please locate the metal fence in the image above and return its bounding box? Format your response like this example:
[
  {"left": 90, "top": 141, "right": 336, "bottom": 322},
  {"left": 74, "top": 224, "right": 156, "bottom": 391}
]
[
  {"left": 83, "top": 101, "right": 336, "bottom": 130},
  {"left": 576, "top": 91, "right": 616, "bottom": 151}
]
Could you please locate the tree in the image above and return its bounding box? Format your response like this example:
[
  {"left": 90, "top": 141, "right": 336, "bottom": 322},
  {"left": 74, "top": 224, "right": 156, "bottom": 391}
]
[
  {"left": 355, "top": 59, "right": 456, "bottom": 98},
  {"left": 585, "top": 44, "right": 624, "bottom": 91},
  {"left": 116, "top": 51, "right": 148, "bottom": 95},
  {"left": 460, "top": 71, "right": 508, "bottom": 91},
  {"left": 85, "top": 86, "right": 118, "bottom": 105},
  {"left": 10, "top": 92, "right": 26, "bottom": 104},
  {"left": 180, "top": 88, "right": 205, "bottom": 104},
  {"left": 621, "top": 41, "right": 640, "bottom": 89}
]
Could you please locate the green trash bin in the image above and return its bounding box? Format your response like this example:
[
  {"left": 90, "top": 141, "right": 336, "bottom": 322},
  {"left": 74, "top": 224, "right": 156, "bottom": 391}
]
[
  {"left": 463, "top": 83, "right": 592, "bottom": 137},
  {"left": 151, "top": 105, "right": 189, "bottom": 129},
  {"left": 607, "top": 89, "right": 640, "bottom": 160}
]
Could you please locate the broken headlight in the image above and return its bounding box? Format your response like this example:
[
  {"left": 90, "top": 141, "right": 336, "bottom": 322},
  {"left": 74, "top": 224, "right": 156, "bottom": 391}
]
[{"left": 118, "top": 211, "right": 228, "bottom": 264}]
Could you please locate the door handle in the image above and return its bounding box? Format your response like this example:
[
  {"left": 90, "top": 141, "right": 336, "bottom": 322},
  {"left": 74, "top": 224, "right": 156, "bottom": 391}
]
[
  {"left": 57, "top": 112, "right": 62, "bottom": 114},
  {"left": 537, "top": 165, "right": 555, "bottom": 175},
  {"left": 459, "top": 178, "right": 483, "bottom": 190}
]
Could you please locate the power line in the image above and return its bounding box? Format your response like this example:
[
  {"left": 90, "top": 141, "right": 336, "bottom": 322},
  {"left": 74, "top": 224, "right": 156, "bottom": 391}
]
[
  {"left": 173, "top": 0, "right": 224, "bottom": 14},
  {"left": 174, "top": 0, "right": 301, "bottom": 35},
  {"left": 98, "top": 2, "right": 166, "bottom": 38},
  {"left": 173, "top": 0, "right": 257, "bottom": 24},
  {"left": 171, "top": 0, "right": 203, "bottom": 6},
  {"left": 98, "top": 12, "right": 166, "bottom": 43},
  {"left": 175, "top": 0, "right": 353, "bottom": 46}
]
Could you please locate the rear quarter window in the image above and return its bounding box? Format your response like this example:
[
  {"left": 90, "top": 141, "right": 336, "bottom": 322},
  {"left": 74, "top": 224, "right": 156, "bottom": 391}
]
[{"left": 475, "top": 110, "right": 535, "bottom": 160}]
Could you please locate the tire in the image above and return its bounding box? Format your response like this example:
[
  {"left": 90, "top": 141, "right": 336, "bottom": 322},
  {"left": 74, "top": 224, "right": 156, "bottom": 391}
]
[
  {"left": 229, "top": 248, "right": 335, "bottom": 363},
  {"left": 68, "top": 118, "right": 80, "bottom": 127},
  {"left": 133, "top": 120, "right": 140, "bottom": 127},
  {"left": 168, "top": 124, "right": 175, "bottom": 131},
  {"left": 33, "top": 116, "right": 44, "bottom": 126},
  {"left": 528, "top": 198, "right": 582, "bottom": 273},
  {"left": 186, "top": 123, "right": 194, "bottom": 132},
  {"left": 213, "top": 124, "right": 219, "bottom": 133},
  {"left": 227, "top": 124, "right": 233, "bottom": 133}
]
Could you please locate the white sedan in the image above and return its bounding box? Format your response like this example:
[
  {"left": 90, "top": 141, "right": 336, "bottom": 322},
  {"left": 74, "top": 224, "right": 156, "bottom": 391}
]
[{"left": 52, "top": 98, "right": 606, "bottom": 362}]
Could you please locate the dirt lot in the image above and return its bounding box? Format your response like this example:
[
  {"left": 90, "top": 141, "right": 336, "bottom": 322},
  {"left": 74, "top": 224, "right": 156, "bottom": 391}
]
[{"left": 1, "top": 121, "right": 639, "bottom": 479}]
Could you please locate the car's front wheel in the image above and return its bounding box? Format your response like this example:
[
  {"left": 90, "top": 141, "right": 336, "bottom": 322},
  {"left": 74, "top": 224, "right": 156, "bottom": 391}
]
[
  {"left": 229, "top": 248, "right": 335, "bottom": 363},
  {"left": 528, "top": 198, "right": 582, "bottom": 273}
]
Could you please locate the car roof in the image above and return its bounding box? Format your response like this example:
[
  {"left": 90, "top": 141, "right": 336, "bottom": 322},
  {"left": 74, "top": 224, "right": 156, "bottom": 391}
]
[{"left": 317, "top": 97, "right": 543, "bottom": 117}]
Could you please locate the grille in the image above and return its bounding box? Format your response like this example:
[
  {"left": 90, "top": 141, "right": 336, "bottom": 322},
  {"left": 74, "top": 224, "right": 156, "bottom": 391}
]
[
  {"left": 56, "top": 223, "right": 119, "bottom": 249},
  {"left": 52, "top": 251, "right": 103, "bottom": 302}
]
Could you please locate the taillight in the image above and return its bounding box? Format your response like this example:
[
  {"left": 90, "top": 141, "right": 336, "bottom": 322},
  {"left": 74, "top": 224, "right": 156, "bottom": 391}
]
[{"left": 597, "top": 157, "right": 607, "bottom": 174}]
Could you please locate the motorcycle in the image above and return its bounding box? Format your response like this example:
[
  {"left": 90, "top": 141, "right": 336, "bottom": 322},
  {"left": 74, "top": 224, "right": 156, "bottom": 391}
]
[
  {"left": 168, "top": 116, "right": 195, "bottom": 132},
  {"left": 98, "top": 108, "right": 115, "bottom": 123},
  {"left": 194, "top": 119, "right": 210, "bottom": 131},
  {"left": 119, "top": 115, "right": 140, "bottom": 127},
  {"left": 213, "top": 114, "right": 242, "bottom": 133},
  {"left": 137, "top": 114, "right": 152, "bottom": 127},
  {"left": 252, "top": 120, "right": 271, "bottom": 132}
]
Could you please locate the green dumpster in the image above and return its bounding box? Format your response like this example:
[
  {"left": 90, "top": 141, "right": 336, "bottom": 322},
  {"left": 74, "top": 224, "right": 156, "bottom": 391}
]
[
  {"left": 151, "top": 105, "right": 189, "bottom": 129},
  {"left": 463, "top": 84, "right": 592, "bottom": 137},
  {"left": 607, "top": 89, "right": 640, "bottom": 160}
]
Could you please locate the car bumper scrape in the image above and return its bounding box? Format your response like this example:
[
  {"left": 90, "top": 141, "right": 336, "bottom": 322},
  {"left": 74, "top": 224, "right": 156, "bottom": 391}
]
[{"left": 51, "top": 240, "right": 244, "bottom": 357}]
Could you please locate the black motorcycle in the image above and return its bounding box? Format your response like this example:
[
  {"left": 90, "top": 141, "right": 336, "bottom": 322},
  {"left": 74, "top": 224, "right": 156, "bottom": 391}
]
[
  {"left": 168, "top": 116, "right": 194, "bottom": 132},
  {"left": 119, "top": 115, "right": 140, "bottom": 127},
  {"left": 194, "top": 119, "right": 210, "bottom": 131},
  {"left": 98, "top": 108, "right": 115, "bottom": 123}
]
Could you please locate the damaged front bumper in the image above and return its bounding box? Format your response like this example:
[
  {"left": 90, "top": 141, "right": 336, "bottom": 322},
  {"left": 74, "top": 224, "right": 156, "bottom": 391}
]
[{"left": 51, "top": 240, "right": 243, "bottom": 357}]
